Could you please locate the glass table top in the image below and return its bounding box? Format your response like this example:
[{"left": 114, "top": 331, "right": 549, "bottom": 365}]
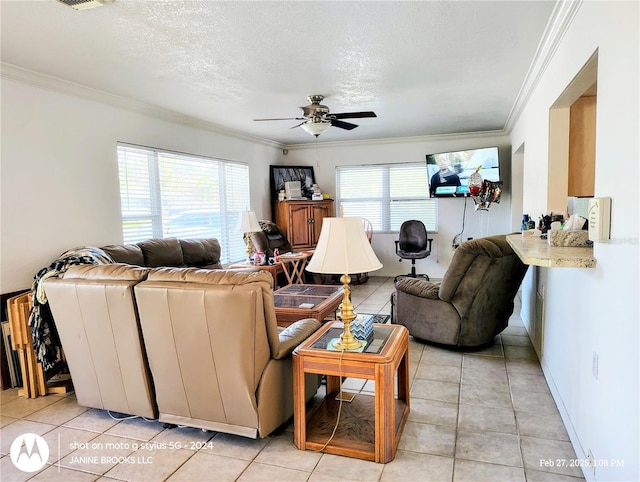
[
  {"left": 310, "top": 325, "right": 393, "bottom": 354},
  {"left": 275, "top": 285, "right": 343, "bottom": 297}
]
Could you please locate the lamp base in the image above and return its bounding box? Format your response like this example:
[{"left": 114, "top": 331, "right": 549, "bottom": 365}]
[
  {"left": 331, "top": 273, "right": 366, "bottom": 351},
  {"left": 331, "top": 336, "right": 365, "bottom": 351}
]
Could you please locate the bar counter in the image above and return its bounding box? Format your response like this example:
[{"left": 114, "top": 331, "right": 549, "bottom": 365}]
[{"left": 506, "top": 234, "right": 596, "bottom": 268}]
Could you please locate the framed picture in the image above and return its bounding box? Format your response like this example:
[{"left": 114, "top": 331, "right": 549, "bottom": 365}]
[{"left": 269, "top": 165, "right": 315, "bottom": 201}]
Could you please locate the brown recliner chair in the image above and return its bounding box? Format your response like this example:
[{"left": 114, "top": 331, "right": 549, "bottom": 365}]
[
  {"left": 391, "top": 234, "right": 528, "bottom": 348},
  {"left": 43, "top": 264, "right": 158, "bottom": 418},
  {"left": 249, "top": 220, "right": 292, "bottom": 259},
  {"left": 134, "top": 268, "right": 321, "bottom": 438}
]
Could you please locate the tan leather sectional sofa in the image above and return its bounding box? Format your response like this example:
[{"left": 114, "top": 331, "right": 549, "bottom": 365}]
[{"left": 43, "top": 238, "right": 321, "bottom": 438}]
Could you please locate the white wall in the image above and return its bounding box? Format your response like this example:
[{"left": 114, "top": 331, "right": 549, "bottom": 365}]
[
  {"left": 0, "top": 78, "right": 282, "bottom": 293},
  {"left": 510, "top": 2, "right": 639, "bottom": 480},
  {"left": 281, "top": 133, "right": 512, "bottom": 278}
]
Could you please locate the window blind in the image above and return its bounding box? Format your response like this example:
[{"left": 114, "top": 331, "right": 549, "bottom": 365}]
[
  {"left": 117, "top": 144, "right": 250, "bottom": 263},
  {"left": 336, "top": 163, "right": 437, "bottom": 232}
]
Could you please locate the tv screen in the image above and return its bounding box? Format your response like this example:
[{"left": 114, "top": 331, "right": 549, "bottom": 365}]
[{"left": 426, "top": 146, "right": 500, "bottom": 198}]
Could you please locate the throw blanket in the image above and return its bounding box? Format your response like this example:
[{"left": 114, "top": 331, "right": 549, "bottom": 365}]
[{"left": 29, "top": 247, "right": 114, "bottom": 370}]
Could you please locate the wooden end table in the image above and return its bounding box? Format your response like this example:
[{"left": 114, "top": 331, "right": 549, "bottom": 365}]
[
  {"left": 279, "top": 252, "right": 310, "bottom": 285},
  {"left": 228, "top": 262, "right": 284, "bottom": 290},
  {"left": 293, "top": 322, "right": 410, "bottom": 463},
  {"left": 273, "top": 284, "right": 343, "bottom": 327}
]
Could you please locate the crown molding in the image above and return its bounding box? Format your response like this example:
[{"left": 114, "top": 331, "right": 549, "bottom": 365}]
[
  {"left": 284, "top": 129, "right": 509, "bottom": 150},
  {"left": 0, "top": 62, "right": 284, "bottom": 150},
  {"left": 504, "top": 0, "right": 583, "bottom": 132}
]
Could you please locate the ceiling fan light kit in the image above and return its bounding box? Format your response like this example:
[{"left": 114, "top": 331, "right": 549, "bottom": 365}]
[{"left": 254, "top": 95, "right": 376, "bottom": 137}]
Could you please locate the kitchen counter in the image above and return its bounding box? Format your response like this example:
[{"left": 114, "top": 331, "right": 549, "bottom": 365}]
[{"left": 506, "top": 234, "right": 596, "bottom": 268}]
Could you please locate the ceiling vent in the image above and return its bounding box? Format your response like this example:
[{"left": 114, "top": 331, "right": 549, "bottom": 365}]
[{"left": 56, "top": 0, "right": 104, "bottom": 11}]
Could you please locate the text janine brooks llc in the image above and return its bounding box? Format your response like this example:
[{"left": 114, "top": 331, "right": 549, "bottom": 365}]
[{"left": 68, "top": 455, "right": 153, "bottom": 465}]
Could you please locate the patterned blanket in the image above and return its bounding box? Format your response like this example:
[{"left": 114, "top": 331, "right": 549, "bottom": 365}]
[{"left": 29, "top": 247, "right": 113, "bottom": 370}]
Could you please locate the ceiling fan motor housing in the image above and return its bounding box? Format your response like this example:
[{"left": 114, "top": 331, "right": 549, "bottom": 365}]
[{"left": 304, "top": 95, "right": 330, "bottom": 121}]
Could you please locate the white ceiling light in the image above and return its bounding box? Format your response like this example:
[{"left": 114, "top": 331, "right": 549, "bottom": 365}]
[{"left": 301, "top": 122, "right": 330, "bottom": 138}]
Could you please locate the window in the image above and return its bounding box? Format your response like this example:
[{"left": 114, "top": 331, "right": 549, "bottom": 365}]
[
  {"left": 336, "top": 163, "right": 437, "bottom": 232},
  {"left": 117, "top": 144, "right": 250, "bottom": 264}
]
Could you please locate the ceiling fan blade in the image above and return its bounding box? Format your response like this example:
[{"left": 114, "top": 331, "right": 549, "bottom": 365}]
[
  {"left": 290, "top": 121, "right": 307, "bottom": 129},
  {"left": 331, "top": 111, "right": 377, "bottom": 120},
  {"left": 331, "top": 119, "right": 358, "bottom": 130},
  {"left": 253, "top": 117, "right": 305, "bottom": 121}
]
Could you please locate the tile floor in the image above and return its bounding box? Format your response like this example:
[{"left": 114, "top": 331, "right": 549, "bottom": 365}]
[{"left": 0, "top": 277, "right": 585, "bottom": 482}]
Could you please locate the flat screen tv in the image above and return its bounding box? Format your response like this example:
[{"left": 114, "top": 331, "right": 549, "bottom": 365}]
[{"left": 426, "top": 146, "right": 500, "bottom": 198}]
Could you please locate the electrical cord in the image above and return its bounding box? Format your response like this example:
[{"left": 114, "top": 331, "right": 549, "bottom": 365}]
[
  {"left": 313, "top": 347, "right": 346, "bottom": 452},
  {"left": 107, "top": 411, "right": 157, "bottom": 422},
  {"left": 452, "top": 195, "right": 468, "bottom": 248},
  {"left": 107, "top": 411, "right": 139, "bottom": 421}
]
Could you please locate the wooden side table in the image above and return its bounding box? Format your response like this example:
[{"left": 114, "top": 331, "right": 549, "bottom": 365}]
[
  {"left": 228, "top": 262, "right": 284, "bottom": 290},
  {"left": 279, "top": 252, "right": 310, "bottom": 285},
  {"left": 293, "top": 322, "right": 410, "bottom": 463}
]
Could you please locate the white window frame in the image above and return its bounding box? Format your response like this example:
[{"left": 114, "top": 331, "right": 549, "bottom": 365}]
[
  {"left": 116, "top": 143, "right": 250, "bottom": 264},
  {"left": 336, "top": 163, "right": 437, "bottom": 233}
]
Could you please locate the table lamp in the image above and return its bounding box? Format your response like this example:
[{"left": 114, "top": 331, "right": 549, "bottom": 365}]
[
  {"left": 237, "top": 209, "right": 262, "bottom": 264},
  {"left": 306, "top": 216, "right": 383, "bottom": 350}
]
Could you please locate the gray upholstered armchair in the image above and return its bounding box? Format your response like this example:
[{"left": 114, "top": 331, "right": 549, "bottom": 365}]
[{"left": 391, "top": 234, "right": 528, "bottom": 348}]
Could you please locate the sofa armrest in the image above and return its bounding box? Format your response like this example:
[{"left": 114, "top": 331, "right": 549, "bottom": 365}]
[
  {"left": 273, "top": 318, "right": 321, "bottom": 359},
  {"left": 395, "top": 277, "right": 440, "bottom": 299}
]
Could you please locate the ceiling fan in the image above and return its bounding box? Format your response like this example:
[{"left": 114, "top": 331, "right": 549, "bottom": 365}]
[{"left": 254, "top": 95, "right": 377, "bottom": 137}]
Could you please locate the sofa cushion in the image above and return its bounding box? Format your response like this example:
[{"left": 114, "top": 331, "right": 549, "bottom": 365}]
[
  {"left": 179, "top": 238, "right": 222, "bottom": 268},
  {"left": 61, "top": 264, "right": 150, "bottom": 281},
  {"left": 101, "top": 244, "right": 145, "bottom": 266},
  {"left": 138, "top": 238, "right": 184, "bottom": 267}
]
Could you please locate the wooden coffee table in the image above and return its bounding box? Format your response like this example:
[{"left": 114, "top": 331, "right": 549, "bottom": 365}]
[
  {"left": 292, "top": 322, "right": 410, "bottom": 463},
  {"left": 273, "top": 284, "right": 343, "bottom": 327}
]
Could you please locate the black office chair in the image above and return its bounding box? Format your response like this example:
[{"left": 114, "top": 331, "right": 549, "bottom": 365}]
[{"left": 395, "top": 220, "right": 432, "bottom": 281}]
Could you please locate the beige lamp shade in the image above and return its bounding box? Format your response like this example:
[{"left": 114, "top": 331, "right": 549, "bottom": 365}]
[
  {"left": 306, "top": 217, "right": 382, "bottom": 274},
  {"left": 237, "top": 210, "right": 261, "bottom": 234}
]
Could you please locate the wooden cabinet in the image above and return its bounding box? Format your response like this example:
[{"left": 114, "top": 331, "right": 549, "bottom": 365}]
[
  {"left": 274, "top": 200, "right": 334, "bottom": 249},
  {"left": 568, "top": 95, "right": 596, "bottom": 197}
]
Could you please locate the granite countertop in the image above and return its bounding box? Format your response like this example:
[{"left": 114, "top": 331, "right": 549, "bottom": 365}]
[{"left": 506, "top": 234, "right": 596, "bottom": 268}]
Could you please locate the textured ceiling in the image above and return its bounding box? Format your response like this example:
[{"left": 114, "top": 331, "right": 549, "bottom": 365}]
[{"left": 1, "top": 1, "right": 556, "bottom": 145}]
